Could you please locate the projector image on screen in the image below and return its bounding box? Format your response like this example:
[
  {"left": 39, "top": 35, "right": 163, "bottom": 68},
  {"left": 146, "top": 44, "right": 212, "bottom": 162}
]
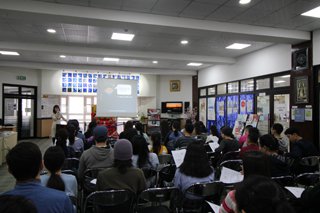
[{"left": 116, "top": 84, "right": 132, "bottom": 96}]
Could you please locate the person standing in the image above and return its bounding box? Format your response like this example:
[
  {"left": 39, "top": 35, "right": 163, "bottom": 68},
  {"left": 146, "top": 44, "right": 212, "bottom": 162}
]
[{"left": 51, "top": 105, "right": 67, "bottom": 144}]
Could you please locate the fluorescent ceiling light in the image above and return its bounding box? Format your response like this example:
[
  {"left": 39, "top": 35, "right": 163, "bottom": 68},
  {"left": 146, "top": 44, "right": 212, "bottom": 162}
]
[
  {"left": 301, "top": 6, "right": 320, "bottom": 18},
  {"left": 60, "top": 55, "right": 66, "bottom": 58},
  {"left": 274, "top": 80, "right": 286, "bottom": 84},
  {"left": 187, "top": 62, "right": 203, "bottom": 66},
  {"left": 239, "top": 0, "right": 251, "bottom": 5},
  {"left": 281, "top": 75, "right": 290, "bottom": 78},
  {"left": 226, "top": 43, "right": 251, "bottom": 49},
  {"left": 111, "top": 33, "right": 135, "bottom": 41},
  {"left": 47, "top": 28, "right": 56, "bottom": 33},
  {"left": 152, "top": 61, "right": 158, "bottom": 64},
  {"left": 103, "top": 57, "right": 120, "bottom": 62},
  {"left": 0, "top": 51, "right": 20, "bottom": 56},
  {"left": 181, "top": 40, "right": 189, "bottom": 45}
]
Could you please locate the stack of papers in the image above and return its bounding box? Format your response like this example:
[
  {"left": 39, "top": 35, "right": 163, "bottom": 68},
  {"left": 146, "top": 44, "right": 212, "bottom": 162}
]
[
  {"left": 208, "top": 142, "right": 219, "bottom": 152},
  {"left": 285, "top": 187, "right": 305, "bottom": 198},
  {"left": 219, "top": 167, "right": 243, "bottom": 184},
  {"left": 171, "top": 149, "right": 186, "bottom": 167}
]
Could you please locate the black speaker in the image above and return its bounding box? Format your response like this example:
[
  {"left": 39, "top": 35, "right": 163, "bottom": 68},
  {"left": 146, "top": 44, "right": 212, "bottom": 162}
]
[{"left": 184, "top": 102, "right": 190, "bottom": 113}]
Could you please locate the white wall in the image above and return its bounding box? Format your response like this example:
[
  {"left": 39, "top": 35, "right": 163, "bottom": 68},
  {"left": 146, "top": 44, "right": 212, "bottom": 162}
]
[
  {"left": 0, "top": 67, "right": 41, "bottom": 118},
  {"left": 313, "top": 30, "right": 320, "bottom": 66},
  {"left": 198, "top": 44, "right": 292, "bottom": 87}
]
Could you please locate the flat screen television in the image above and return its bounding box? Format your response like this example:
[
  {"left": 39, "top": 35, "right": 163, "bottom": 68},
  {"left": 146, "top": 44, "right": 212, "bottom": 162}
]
[{"left": 161, "top": 102, "right": 183, "bottom": 114}]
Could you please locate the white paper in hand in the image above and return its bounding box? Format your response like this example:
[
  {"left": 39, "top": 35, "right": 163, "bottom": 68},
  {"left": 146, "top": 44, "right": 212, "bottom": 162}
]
[
  {"left": 206, "top": 201, "right": 220, "bottom": 213},
  {"left": 171, "top": 149, "right": 187, "bottom": 167},
  {"left": 285, "top": 187, "right": 305, "bottom": 198},
  {"left": 90, "top": 178, "right": 97, "bottom": 184},
  {"left": 219, "top": 167, "right": 243, "bottom": 184},
  {"left": 208, "top": 142, "right": 219, "bottom": 152}
]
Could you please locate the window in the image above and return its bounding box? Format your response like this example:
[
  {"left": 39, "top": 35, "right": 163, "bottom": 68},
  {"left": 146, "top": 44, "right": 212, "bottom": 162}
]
[
  {"left": 208, "top": 87, "right": 216, "bottom": 95},
  {"left": 200, "top": 88, "right": 207, "bottom": 96},
  {"left": 256, "top": 78, "right": 270, "bottom": 90},
  {"left": 273, "top": 75, "right": 290, "bottom": 88},
  {"left": 217, "top": 84, "right": 226, "bottom": 95},
  {"left": 228, "top": 82, "right": 239, "bottom": 93},
  {"left": 241, "top": 79, "right": 254, "bottom": 92}
]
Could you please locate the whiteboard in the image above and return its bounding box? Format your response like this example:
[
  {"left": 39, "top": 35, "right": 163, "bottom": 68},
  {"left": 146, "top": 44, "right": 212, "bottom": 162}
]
[{"left": 96, "top": 79, "right": 138, "bottom": 117}]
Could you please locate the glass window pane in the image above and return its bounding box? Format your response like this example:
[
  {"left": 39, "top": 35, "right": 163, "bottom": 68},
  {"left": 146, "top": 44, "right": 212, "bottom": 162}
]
[
  {"left": 60, "top": 97, "right": 67, "bottom": 113},
  {"left": 241, "top": 79, "right": 254, "bottom": 92},
  {"left": 21, "top": 87, "right": 35, "bottom": 95},
  {"left": 274, "top": 75, "right": 290, "bottom": 88},
  {"left": 94, "top": 97, "right": 97, "bottom": 105},
  {"left": 228, "top": 82, "right": 239, "bottom": 93},
  {"left": 274, "top": 94, "right": 290, "bottom": 131},
  {"left": 4, "top": 86, "right": 19, "bottom": 94},
  {"left": 68, "top": 96, "right": 84, "bottom": 114},
  {"left": 208, "top": 87, "right": 215, "bottom": 95},
  {"left": 200, "top": 88, "right": 207, "bottom": 96},
  {"left": 217, "top": 84, "right": 226, "bottom": 95},
  {"left": 256, "top": 78, "right": 270, "bottom": 90}
]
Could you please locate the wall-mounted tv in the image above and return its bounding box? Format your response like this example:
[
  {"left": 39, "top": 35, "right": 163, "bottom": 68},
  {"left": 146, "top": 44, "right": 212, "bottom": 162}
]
[{"left": 161, "top": 102, "right": 183, "bottom": 114}]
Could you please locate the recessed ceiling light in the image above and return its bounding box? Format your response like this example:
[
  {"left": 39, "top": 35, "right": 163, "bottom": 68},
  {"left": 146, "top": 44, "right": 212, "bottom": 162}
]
[
  {"left": 274, "top": 80, "right": 286, "bottom": 84},
  {"left": 187, "top": 62, "right": 203, "bottom": 67},
  {"left": 111, "top": 32, "right": 135, "bottom": 41},
  {"left": 60, "top": 55, "right": 66, "bottom": 58},
  {"left": 239, "top": 0, "right": 251, "bottom": 5},
  {"left": 152, "top": 61, "right": 158, "bottom": 64},
  {"left": 0, "top": 51, "right": 20, "bottom": 56},
  {"left": 103, "top": 57, "right": 120, "bottom": 62},
  {"left": 281, "top": 75, "right": 290, "bottom": 78},
  {"left": 301, "top": 6, "right": 320, "bottom": 18},
  {"left": 181, "top": 40, "right": 189, "bottom": 45},
  {"left": 226, "top": 43, "right": 251, "bottom": 50},
  {"left": 47, "top": 28, "right": 56, "bottom": 33}
]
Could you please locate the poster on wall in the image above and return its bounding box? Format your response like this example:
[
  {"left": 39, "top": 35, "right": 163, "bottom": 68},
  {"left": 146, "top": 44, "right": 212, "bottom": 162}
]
[
  {"left": 216, "top": 96, "right": 226, "bottom": 132},
  {"left": 207, "top": 97, "right": 216, "bottom": 120},
  {"left": 233, "top": 114, "right": 248, "bottom": 139},
  {"left": 246, "top": 114, "right": 259, "bottom": 127},
  {"left": 227, "top": 95, "right": 239, "bottom": 128},
  {"left": 257, "top": 114, "right": 269, "bottom": 135},
  {"left": 199, "top": 98, "right": 207, "bottom": 123},
  {"left": 239, "top": 94, "right": 254, "bottom": 114}
]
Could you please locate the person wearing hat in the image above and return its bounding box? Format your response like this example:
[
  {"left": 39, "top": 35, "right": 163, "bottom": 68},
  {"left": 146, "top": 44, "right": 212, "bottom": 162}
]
[
  {"left": 259, "top": 134, "right": 290, "bottom": 177},
  {"left": 78, "top": 126, "right": 114, "bottom": 180},
  {"left": 96, "top": 139, "right": 147, "bottom": 194}
]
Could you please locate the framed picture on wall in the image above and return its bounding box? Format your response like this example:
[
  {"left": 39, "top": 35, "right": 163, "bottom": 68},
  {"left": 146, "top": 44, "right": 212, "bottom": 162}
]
[
  {"left": 170, "top": 80, "right": 180, "bottom": 92},
  {"left": 294, "top": 76, "right": 308, "bottom": 104},
  {"left": 293, "top": 48, "right": 308, "bottom": 71}
]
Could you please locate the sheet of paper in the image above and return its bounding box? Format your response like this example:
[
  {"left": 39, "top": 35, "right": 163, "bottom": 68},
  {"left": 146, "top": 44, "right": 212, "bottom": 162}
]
[
  {"left": 219, "top": 167, "right": 243, "bottom": 184},
  {"left": 90, "top": 178, "right": 97, "bottom": 184},
  {"left": 208, "top": 142, "right": 219, "bottom": 152},
  {"left": 285, "top": 187, "right": 305, "bottom": 198},
  {"left": 171, "top": 149, "right": 186, "bottom": 167},
  {"left": 206, "top": 201, "right": 220, "bottom": 213}
]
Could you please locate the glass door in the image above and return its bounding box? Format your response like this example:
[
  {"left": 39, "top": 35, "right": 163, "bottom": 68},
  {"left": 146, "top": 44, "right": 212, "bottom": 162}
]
[
  {"left": 21, "top": 98, "right": 35, "bottom": 138},
  {"left": 3, "top": 98, "right": 19, "bottom": 128},
  {"left": 257, "top": 95, "right": 270, "bottom": 135}
]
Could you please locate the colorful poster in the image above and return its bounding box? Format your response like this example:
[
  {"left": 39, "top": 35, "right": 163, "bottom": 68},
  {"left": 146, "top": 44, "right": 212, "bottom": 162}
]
[
  {"left": 199, "top": 98, "right": 207, "bottom": 123},
  {"left": 246, "top": 114, "right": 259, "bottom": 127},
  {"left": 233, "top": 114, "right": 248, "bottom": 139},
  {"left": 207, "top": 97, "right": 216, "bottom": 120},
  {"left": 227, "top": 95, "right": 239, "bottom": 128},
  {"left": 216, "top": 96, "right": 226, "bottom": 132}
]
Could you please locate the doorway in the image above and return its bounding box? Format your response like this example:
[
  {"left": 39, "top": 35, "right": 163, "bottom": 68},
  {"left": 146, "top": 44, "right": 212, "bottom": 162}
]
[{"left": 2, "top": 84, "right": 37, "bottom": 139}]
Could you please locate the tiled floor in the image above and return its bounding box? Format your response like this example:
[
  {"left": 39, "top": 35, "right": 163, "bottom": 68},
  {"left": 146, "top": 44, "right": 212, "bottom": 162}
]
[{"left": 0, "top": 138, "right": 52, "bottom": 193}]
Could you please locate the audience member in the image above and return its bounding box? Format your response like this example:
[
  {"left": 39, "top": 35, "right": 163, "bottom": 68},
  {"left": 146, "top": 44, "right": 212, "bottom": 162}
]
[
  {"left": 135, "top": 121, "right": 150, "bottom": 143},
  {"left": 174, "top": 141, "right": 214, "bottom": 197},
  {"left": 259, "top": 134, "right": 290, "bottom": 177},
  {"left": 55, "top": 128, "right": 73, "bottom": 158},
  {"left": 96, "top": 139, "right": 147, "bottom": 194},
  {"left": 193, "top": 121, "right": 207, "bottom": 142},
  {"left": 67, "top": 124, "right": 84, "bottom": 153},
  {"left": 150, "top": 131, "right": 168, "bottom": 155},
  {"left": 84, "top": 120, "right": 97, "bottom": 150},
  {"left": 78, "top": 126, "right": 114, "bottom": 180},
  {"left": 300, "top": 182, "right": 320, "bottom": 213},
  {"left": 132, "top": 135, "right": 159, "bottom": 169},
  {"left": 160, "top": 120, "right": 171, "bottom": 144},
  {"left": 41, "top": 146, "right": 78, "bottom": 197},
  {"left": 238, "top": 125, "right": 253, "bottom": 147},
  {"left": 236, "top": 175, "right": 295, "bottom": 213},
  {"left": 215, "top": 126, "right": 239, "bottom": 155},
  {"left": 165, "top": 121, "right": 184, "bottom": 151},
  {"left": 271, "top": 123, "right": 289, "bottom": 153},
  {"left": 205, "top": 125, "right": 220, "bottom": 144},
  {"left": 240, "top": 127, "right": 260, "bottom": 157},
  {"left": 68, "top": 119, "right": 86, "bottom": 144},
  {"left": 119, "top": 120, "right": 134, "bottom": 139},
  {"left": 0, "top": 195, "right": 37, "bottom": 213},
  {"left": 174, "top": 122, "right": 197, "bottom": 149},
  {"left": 4, "top": 142, "right": 74, "bottom": 213}
]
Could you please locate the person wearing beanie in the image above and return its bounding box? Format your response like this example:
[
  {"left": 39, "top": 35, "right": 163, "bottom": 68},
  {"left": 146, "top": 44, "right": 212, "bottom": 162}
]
[
  {"left": 78, "top": 126, "right": 114, "bottom": 180},
  {"left": 96, "top": 139, "right": 147, "bottom": 194},
  {"left": 259, "top": 134, "right": 290, "bottom": 177}
]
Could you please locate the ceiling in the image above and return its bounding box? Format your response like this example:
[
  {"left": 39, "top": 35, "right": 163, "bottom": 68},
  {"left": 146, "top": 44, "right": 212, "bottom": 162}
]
[{"left": 0, "top": 0, "right": 319, "bottom": 75}]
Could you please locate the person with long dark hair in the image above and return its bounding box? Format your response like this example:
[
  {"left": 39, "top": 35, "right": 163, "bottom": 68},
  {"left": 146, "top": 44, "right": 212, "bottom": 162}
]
[
  {"left": 214, "top": 126, "right": 239, "bottom": 154},
  {"left": 55, "top": 128, "right": 70, "bottom": 157},
  {"left": 205, "top": 125, "right": 220, "bottom": 144},
  {"left": 41, "top": 146, "right": 78, "bottom": 197},
  {"left": 135, "top": 121, "right": 150, "bottom": 143},
  {"left": 165, "top": 121, "right": 183, "bottom": 151},
  {"left": 150, "top": 132, "right": 168, "bottom": 155},
  {"left": 67, "top": 124, "right": 84, "bottom": 153},
  {"left": 132, "top": 135, "right": 159, "bottom": 169},
  {"left": 84, "top": 120, "right": 97, "bottom": 149},
  {"left": 51, "top": 105, "right": 67, "bottom": 144},
  {"left": 174, "top": 141, "right": 214, "bottom": 195},
  {"left": 96, "top": 139, "right": 147, "bottom": 194}
]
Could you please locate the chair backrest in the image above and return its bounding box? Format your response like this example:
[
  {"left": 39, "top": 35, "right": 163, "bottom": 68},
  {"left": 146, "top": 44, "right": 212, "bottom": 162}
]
[
  {"left": 186, "top": 181, "right": 224, "bottom": 199},
  {"left": 295, "top": 172, "right": 320, "bottom": 187},
  {"left": 84, "top": 190, "right": 135, "bottom": 213},
  {"left": 82, "top": 168, "right": 106, "bottom": 195},
  {"left": 220, "top": 150, "right": 240, "bottom": 162},
  {"left": 272, "top": 175, "right": 295, "bottom": 187},
  {"left": 219, "top": 159, "right": 243, "bottom": 172},
  {"left": 299, "top": 156, "right": 320, "bottom": 172},
  {"left": 158, "top": 154, "right": 172, "bottom": 165},
  {"left": 139, "top": 187, "right": 179, "bottom": 204},
  {"left": 158, "top": 164, "right": 176, "bottom": 185},
  {"left": 62, "top": 158, "right": 80, "bottom": 171},
  {"left": 141, "top": 168, "right": 157, "bottom": 179}
]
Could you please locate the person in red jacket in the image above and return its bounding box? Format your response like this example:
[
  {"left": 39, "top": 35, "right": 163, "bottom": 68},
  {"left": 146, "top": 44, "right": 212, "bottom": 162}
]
[{"left": 240, "top": 127, "right": 260, "bottom": 157}]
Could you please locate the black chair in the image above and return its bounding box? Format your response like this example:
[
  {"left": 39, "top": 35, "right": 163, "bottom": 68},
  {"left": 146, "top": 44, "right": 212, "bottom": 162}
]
[
  {"left": 84, "top": 190, "right": 135, "bottom": 213},
  {"left": 219, "top": 150, "right": 240, "bottom": 162},
  {"left": 141, "top": 168, "right": 157, "bottom": 188},
  {"left": 158, "top": 154, "right": 172, "bottom": 165},
  {"left": 299, "top": 156, "right": 320, "bottom": 173},
  {"left": 295, "top": 172, "right": 320, "bottom": 188},
  {"left": 219, "top": 159, "right": 243, "bottom": 172},
  {"left": 137, "top": 187, "right": 180, "bottom": 213},
  {"left": 62, "top": 158, "right": 80, "bottom": 171},
  {"left": 158, "top": 165, "right": 176, "bottom": 187},
  {"left": 182, "top": 181, "right": 224, "bottom": 212},
  {"left": 272, "top": 175, "right": 295, "bottom": 187}
]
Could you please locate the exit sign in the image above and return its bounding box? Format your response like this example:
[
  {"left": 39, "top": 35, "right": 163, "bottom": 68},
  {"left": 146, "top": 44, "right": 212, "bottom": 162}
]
[{"left": 16, "top": 75, "right": 26, "bottom": 80}]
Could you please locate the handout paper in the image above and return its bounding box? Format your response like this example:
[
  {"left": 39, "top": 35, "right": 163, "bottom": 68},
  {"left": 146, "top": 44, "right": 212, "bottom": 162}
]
[
  {"left": 219, "top": 167, "right": 243, "bottom": 184},
  {"left": 171, "top": 149, "right": 187, "bottom": 167}
]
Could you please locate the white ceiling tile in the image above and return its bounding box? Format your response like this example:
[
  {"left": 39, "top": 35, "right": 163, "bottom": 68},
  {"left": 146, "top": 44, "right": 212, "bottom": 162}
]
[
  {"left": 231, "top": 9, "right": 271, "bottom": 23},
  {"left": 152, "top": 0, "right": 192, "bottom": 16},
  {"left": 179, "top": 2, "right": 220, "bottom": 19},
  {"left": 122, "top": 0, "right": 157, "bottom": 12},
  {"left": 55, "top": 0, "right": 89, "bottom": 7},
  {"left": 252, "top": 0, "right": 297, "bottom": 12},
  {"left": 90, "top": 0, "right": 122, "bottom": 10},
  {"left": 205, "top": 5, "right": 247, "bottom": 21}
]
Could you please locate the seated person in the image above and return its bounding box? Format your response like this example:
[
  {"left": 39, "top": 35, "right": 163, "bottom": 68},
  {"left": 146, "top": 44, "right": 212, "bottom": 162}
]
[
  {"left": 174, "top": 141, "right": 214, "bottom": 199},
  {"left": 55, "top": 128, "right": 74, "bottom": 158},
  {"left": 41, "top": 146, "right": 78, "bottom": 197},
  {"left": 67, "top": 124, "right": 84, "bottom": 153},
  {"left": 84, "top": 120, "right": 97, "bottom": 150},
  {"left": 215, "top": 126, "right": 239, "bottom": 155},
  {"left": 96, "top": 139, "right": 147, "bottom": 194},
  {"left": 132, "top": 135, "right": 159, "bottom": 169},
  {"left": 271, "top": 123, "right": 288, "bottom": 153},
  {"left": 205, "top": 125, "right": 220, "bottom": 144},
  {"left": 174, "top": 123, "right": 197, "bottom": 149},
  {"left": 150, "top": 131, "right": 168, "bottom": 155},
  {"left": 165, "top": 121, "right": 184, "bottom": 151},
  {"left": 68, "top": 119, "right": 86, "bottom": 145},
  {"left": 259, "top": 134, "right": 290, "bottom": 177},
  {"left": 240, "top": 127, "right": 260, "bottom": 157},
  {"left": 236, "top": 175, "right": 295, "bottom": 213},
  {"left": 238, "top": 125, "right": 253, "bottom": 148},
  {"left": 4, "top": 142, "right": 74, "bottom": 213},
  {"left": 0, "top": 195, "right": 37, "bottom": 213},
  {"left": 135, "top": 121, "right": 150, "bottom": 144},
  {"left": 193, "top": 121, "right": 207, "bottom": 142}
]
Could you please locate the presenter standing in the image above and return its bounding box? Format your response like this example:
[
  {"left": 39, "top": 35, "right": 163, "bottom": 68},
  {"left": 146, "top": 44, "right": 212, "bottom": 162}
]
[{"left": 51, "top": 105, "right": 67, "bottom": 144}]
